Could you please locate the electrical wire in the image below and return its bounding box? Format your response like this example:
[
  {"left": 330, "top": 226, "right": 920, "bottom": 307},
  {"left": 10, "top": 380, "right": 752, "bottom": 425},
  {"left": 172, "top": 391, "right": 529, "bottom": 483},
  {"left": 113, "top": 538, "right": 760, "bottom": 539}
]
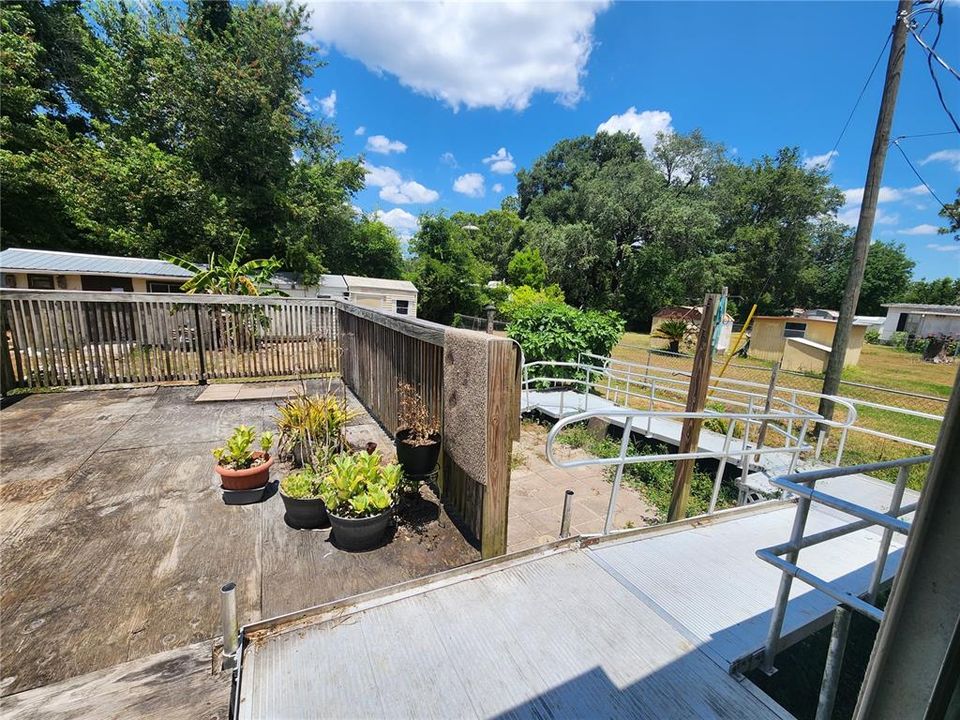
[
  {"left": 827, "top": 31, "right": 893, "bottom": 158},
  {"left": 906, "top": 1, "right": 960, "bottom": 134},
  {"left": 892, "top": 139, "right": 954, "bottom": 216},
  {"left": 892, "top": 130, "right": 959, "bottom": 140}
]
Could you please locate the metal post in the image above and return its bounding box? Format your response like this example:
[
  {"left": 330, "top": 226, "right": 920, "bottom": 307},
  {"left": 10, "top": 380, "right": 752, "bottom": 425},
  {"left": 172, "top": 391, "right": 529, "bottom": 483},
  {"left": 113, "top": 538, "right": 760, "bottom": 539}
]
[
  {"left": 584, "top": 367, "right": 591, "bottom": 411},
  {"left": 604, "top": 417, "right": 634, "bottom": 535},
  {"left": 193, "top": 304, "right": 207, "bottom": 385},
  {"left": 866, "top": 464, "right": 910, "bottom": 603},
  {"left": 816, "top": 606, "right": 853, "bottom": 720},
  {"left": 559, "top": 490, "right": 574, "bottom": 538},
  {"left": 647, "top": 380, "right": 656, "bottom": 435},
  {"left": 709, "top": 416, "right": 737, "bottom": 514},
  {"left": 815, "top": 429, "right": 826, "bottom": 460},
  {"left": 786, "top": 420, "right": 810, "bottom": 477},
  {"left": 787, "top": 390, "right": 797, "bottom": 439},
  {"left": 753, "top": 362, "right": 780, "bottom": 464},
  {"left": 835, "top": 426, "right": 848, "bottom": 467},
  {"left": 762, "top": 494, "right": 814, "bottom": 673},
  {"left": 220, "top": 581, "right": 239, "bottom": 670}
]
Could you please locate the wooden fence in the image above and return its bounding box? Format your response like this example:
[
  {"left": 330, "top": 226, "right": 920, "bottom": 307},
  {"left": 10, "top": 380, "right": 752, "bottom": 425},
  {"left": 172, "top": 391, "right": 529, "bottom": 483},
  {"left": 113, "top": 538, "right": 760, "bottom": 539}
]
[
  {"left": 0, "top": 290, "right": 339, "bottom": 389},
  {"left": 338, "top": 302, "right": 519, "bottom": 558},
  {"left": 0, "top": 290, "right": 519, "bottom": 559}
]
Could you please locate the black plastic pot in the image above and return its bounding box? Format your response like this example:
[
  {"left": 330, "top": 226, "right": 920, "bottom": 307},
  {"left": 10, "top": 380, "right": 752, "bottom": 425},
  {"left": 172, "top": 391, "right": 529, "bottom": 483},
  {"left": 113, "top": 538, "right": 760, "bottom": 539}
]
[
  {"left": 328, "top": 507, "right": 393, "bottom": 551},
  {"left": 395, "top": 430, "right": 441, "bottom": 477},
  {"left": 280, "top": 492, "right": 329, "bottom": 529},
  {"left": 221, "top": 484, "right": 267, "bottom": 505}
]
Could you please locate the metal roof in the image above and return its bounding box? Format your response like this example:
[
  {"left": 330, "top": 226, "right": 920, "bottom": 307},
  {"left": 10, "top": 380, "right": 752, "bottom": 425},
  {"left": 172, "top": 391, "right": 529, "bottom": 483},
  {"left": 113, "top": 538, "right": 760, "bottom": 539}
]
[
  {"left": 0, "top": 247, "right": 192, "bottom": 279},
  {"left": 342, "top": 274, "right": 418, "bottom": 293},
  {"left": 881, "top": 303, "right": 960, "bottom": 316}
]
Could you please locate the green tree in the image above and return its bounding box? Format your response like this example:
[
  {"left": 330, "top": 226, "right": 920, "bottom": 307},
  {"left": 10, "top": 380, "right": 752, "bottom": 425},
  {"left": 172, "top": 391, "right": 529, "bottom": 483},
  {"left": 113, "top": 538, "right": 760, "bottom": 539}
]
[
  {"left": 898, "top": 277, "right": 960, "bottom": 305},
  {"left": 938, "top": 187, "right": 959, "bottom": 241},
  {"left": 506, "top": 246, "right": 548, "bottom": 289},
  {"left": 408, "top": 214, "right": 490, "bottom": 324},
  {"left": 451, "top": 208, "right": 522, "bottom": 279}
]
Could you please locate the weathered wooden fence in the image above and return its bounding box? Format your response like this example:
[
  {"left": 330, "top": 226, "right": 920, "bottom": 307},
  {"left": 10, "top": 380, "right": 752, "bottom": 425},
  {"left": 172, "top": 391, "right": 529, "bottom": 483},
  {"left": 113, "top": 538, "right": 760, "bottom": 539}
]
[
  {"left": 0, "top": 290, "right": 339, "bottom": 389},
  {"left": 339, "top": 302, "right": 519, "bottom": 558}
]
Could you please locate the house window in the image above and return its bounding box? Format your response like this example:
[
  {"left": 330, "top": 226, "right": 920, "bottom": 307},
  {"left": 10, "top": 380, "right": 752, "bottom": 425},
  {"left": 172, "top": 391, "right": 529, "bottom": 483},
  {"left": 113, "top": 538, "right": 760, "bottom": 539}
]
[
  {"left": 27, "top": 274, "right": 55, "bottom": 290},
  {"left": 148, "top": 281, "right": 184, "bottom": 293},
  {"left": 395, "top": 299, "right": 409, "bottom": 315},
  {"left": 784, "top": 322, "right": 806, "bottom": 339}
]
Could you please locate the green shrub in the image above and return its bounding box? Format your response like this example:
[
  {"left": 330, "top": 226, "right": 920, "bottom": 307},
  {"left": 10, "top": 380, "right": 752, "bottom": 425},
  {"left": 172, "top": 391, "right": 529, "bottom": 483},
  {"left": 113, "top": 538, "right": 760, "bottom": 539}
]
[
  {"left": 213, "top": 425, "right": 274, "bottom": 470},
  {"left": 507, "top": 301, "right": 624, "bottom": 365},
  {"left": 864, "top": 328, "right": 881, "bottom": 344},
  {"left": 319, "top": 451, "right": 403, "bottom": 518},
  {"left": 498, "top": 284, "right": 565, "bottom": 320},
  {"left": 887, "top": 331, "right": 907, "bottom": 348}
]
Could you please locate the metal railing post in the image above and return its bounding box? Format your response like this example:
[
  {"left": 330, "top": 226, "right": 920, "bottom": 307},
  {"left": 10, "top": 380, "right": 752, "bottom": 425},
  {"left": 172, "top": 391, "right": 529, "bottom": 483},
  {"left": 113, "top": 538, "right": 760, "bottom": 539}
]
[
  {"left": 647, "top": 381, "right": 655, "bottom": 435},
  {"left": 761, "top": 492, "right": 813, "bottom": 674},
  {"left": 866, "top": 464, "right": 910, "bottom": 603},
  {"left": 604, "top": 417, "right": 634, "bottom": 535},
  {"left": 708, "top": 417, "right": 737, "bottom": 514},
  {"left": 559, "top": 490, "right": 574, "bottom": 538},
  {"left": 786, "top": 420, "right": 810, "bottom": 477},
  {"left": 816, "top": 606, "right": 853, "bottom": 720},
  {"left": 815, "top": 429, "right": 826, "bottom": 460},
  {"left": 584, "top": 367, "right": 591, "bottom": 411},
  {"left": 221, "top": 581, "right": 239, "bottom": 670},
  {"left": 836, "top": 426, "right": 849, "bottom": 467}
]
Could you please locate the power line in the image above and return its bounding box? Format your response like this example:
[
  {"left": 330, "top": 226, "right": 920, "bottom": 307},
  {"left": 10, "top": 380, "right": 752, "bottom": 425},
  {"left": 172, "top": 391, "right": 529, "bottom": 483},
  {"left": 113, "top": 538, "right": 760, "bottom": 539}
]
[
  {"left": 891, "top": 139, "right": 952, "bottom": 214},
  {"left": 907, "top": 1, "right": 960, "bottom": 134},
  {"left": 892, "top": 130, "right": 959, "bottom": 140},
  {"left": 827, "top": 31, "right": 893, "bottom": 158}
]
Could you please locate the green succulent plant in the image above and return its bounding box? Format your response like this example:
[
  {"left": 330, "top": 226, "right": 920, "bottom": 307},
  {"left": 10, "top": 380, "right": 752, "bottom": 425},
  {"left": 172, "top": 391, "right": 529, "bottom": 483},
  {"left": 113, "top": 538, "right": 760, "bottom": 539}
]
[
  {"left": 213, "top": 425, "right": 273, "bottom": 470},
  {"left": 280, "top": 469, "right": 322, "bottom": 499},
  {"left": 319, "top": 451, "right": 402, "bottom": 518}
]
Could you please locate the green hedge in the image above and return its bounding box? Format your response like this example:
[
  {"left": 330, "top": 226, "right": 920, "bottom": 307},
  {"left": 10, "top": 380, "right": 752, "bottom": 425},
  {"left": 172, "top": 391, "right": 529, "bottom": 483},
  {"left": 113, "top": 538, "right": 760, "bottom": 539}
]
[{"left": 507, "top": 301, "right": 625, "bottom": 365}]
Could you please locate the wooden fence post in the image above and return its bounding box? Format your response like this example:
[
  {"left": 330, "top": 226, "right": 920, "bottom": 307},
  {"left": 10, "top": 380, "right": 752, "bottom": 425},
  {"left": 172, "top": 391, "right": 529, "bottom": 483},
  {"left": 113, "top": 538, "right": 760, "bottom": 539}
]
[
  {"left": 481, "top": 338, "right": 518, "bottom": 558},
  {"left": 668, "top": 293, "right": 718, "bottom": 522},
  {"left": 193, "top": 304, "right": 207, "bottom": 385}
]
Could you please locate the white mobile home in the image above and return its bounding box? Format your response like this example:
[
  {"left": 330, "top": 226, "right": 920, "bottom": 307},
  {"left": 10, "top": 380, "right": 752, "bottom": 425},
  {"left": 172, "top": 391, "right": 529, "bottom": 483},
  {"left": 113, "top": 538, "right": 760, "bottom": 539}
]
[{"left": 879, "top": 303, "right": 960, "bottom": 340}]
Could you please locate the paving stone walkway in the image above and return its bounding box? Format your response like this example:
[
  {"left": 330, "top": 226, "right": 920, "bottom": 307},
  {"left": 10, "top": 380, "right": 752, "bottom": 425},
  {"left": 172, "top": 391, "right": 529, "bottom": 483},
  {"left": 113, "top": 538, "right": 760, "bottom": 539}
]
[{"left": 507, "top": 422, "right": 658, "bottom": 553}]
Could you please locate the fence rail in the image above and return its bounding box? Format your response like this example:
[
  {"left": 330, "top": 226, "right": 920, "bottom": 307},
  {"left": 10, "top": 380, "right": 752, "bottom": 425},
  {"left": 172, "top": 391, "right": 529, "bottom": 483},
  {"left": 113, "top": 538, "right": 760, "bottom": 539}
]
[
  {"left": 1, "top": 290, "right": 339, "bottom": 390},
  {"left": 338, "top": 302, "right": 518, "bottom": 558}
]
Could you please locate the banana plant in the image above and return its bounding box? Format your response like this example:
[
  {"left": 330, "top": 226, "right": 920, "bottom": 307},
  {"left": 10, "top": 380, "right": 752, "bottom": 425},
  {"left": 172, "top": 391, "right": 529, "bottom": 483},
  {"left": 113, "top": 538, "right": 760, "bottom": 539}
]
[{"left": 162, "top": 231, "right": 286, "bottom": 297}]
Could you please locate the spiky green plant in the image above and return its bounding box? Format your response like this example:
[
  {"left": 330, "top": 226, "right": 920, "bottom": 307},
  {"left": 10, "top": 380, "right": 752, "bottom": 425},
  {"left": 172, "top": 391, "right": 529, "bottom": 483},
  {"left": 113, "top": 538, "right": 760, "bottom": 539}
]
[
  {"left": 653, "top": 319, "right": 694, "bottom": 354},
  {"left": 162, "top": 232, "right": 285, "bottom": 297},
  {"left": 213, "top": 425, "right": 273, "bottom": 470}
]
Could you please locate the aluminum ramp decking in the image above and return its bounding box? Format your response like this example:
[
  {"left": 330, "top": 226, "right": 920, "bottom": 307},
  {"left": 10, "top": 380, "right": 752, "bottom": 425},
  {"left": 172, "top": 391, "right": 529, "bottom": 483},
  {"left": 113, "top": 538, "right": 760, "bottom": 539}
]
[
  {"left": 236, "top": 546, "right": 786, "bottom": 720},
  {"left": 522, "top": 389, "right": 797, "bottom": 472},
  {"left": 235, "top": 473, "right": 915, "bottom": 719}
]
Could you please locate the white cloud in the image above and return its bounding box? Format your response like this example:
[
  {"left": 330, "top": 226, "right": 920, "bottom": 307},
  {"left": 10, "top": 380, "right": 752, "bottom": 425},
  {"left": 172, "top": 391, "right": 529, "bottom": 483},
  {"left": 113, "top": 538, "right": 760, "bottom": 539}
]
[
  {"left": 304, "top": 1, "right": 610, "bottom": 111},
  {"left": 380, "top": 180, "right": 440, "bottom": 204},
  {"left": 842, "top": 185, "right": 926, "bottom": 205},
  {"left": 596, "top": 107, "right": 673, "bottom": 151},
  {"left": 297, "top": 91, "right": 313, "bottom": 112},
  {"left": 453, "top": 173, "right": 485, "bottom": 198},
  {"left": 925, "top": 243, "right": 960, "bottom": 253},
  {"left": 374, "top": 208, "right": 419, "bottom": 236},
  {"left": 802, "top": 150, "right": 838, "bottom": 171},
  {"left": 354, "top": 126, "right": 366, "bottom": 136},
  {"left": 920, "top": 148, "right": 960, "bottom": 171},
  {"left": 364, "top": 162, "right": 438, "bottom": 204},
  {"left": 899, "top": 224, "right": 941, "bottom": 236},
  {"left": 364, "top": 162, "right": 403, "bottom": 188},
  {"left": 836, "top": 206, "right": 899, "bottom": 226},
  {"left": 483, "top": 147, "right": 516, "bottom": 175},
  {"left": 492, "top": 183, "right": 504, "bottom": 193},
  {"left": 319, "top": 90, "right": 337, "bottom": 118},
  {"left": 366, "top": 134, "right": 407, "bottom": 154},
  {"left": 440, "top": 152, "right": 458, "bottom": 167}
]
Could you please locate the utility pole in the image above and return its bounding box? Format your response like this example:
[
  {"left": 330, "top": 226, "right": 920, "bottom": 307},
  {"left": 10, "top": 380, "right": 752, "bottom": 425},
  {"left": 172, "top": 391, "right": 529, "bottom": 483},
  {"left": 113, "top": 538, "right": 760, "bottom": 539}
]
[
  {"left": 668, "top": 293, "right": 718, "bottom": 522},
  {"left": 819, "top": 0, "right": 912, "bottom": 425}
]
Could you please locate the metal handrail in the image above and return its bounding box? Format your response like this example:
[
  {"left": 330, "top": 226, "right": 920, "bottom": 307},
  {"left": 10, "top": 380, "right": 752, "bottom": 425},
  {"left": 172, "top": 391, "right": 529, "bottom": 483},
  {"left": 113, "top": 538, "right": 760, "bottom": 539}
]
[
  {"left": 543, "top": 404, "right": 823, "bottom": 534},
  {"left": 755, "top": 455, "right": 933, "bottom": 719}
]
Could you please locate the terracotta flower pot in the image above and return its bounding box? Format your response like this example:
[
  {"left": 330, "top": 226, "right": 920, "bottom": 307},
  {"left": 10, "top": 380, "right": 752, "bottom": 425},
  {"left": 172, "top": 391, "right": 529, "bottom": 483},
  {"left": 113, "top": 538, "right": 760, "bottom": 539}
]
[{"left": 215, "top": 451, "right": 274, "bottom": 491}]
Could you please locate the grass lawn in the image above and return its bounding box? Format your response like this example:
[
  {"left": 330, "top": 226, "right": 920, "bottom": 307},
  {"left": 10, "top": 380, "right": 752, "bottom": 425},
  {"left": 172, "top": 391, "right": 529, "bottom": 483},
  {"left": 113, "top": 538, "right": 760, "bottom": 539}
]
[{"left": 614, "top": 333, "right": 956, "bottom": 398}]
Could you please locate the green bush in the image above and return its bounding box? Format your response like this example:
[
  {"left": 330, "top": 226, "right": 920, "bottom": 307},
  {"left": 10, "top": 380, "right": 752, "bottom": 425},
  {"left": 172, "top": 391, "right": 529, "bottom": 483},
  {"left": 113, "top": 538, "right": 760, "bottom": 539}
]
[
  {"left": 887, "top": 331, "right": 907, "bottom": 348},
  {"left": 498, "top": 284, "right": 565, "bottom": 320},
  {"left": 864, "top": 328, "right": 881, "bottom": 345},
  {"left": 507, "top": 301, "right": 624, "bottom": 365}
]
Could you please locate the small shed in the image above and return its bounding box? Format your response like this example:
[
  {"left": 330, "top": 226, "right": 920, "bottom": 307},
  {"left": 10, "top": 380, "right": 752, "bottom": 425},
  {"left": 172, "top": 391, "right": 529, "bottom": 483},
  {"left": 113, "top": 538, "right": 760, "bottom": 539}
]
[
  {"left": 651, "top": 305, "right": 734, "bottom": 352},
  {"left": 749, "top": 315, "right": 868, "bottom": 371},
  {"left": 342, "top": 275, "right": 418, "bottom": 317},
  {"left": 879, "top": 303, "right": 960, "bottom": 341}
]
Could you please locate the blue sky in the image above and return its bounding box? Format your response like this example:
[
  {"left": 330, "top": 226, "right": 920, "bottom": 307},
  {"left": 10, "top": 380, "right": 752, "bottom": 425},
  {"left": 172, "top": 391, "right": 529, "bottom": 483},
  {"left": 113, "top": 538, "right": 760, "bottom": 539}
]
[{"left": 298, "top": 1, "right": 959, "bottom": 280}]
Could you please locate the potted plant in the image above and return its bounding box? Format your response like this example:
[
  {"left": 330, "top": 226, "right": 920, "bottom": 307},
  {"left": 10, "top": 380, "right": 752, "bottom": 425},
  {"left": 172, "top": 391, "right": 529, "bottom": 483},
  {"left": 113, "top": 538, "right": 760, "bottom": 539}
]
[
  {"left": 279, "top": 469, "right": 329, "bottom": 529},
  {"left": 319, "top": 451, "right": 402, "bottom": 551},
  {"left": 213, "top": 426, "right": 275, "bottom": 504},
  {"left": 276, "top": 386, "right": 357, "bottom": 467},
  {"left": 395, "top": 382, "right": 441, "bottom": 478}
]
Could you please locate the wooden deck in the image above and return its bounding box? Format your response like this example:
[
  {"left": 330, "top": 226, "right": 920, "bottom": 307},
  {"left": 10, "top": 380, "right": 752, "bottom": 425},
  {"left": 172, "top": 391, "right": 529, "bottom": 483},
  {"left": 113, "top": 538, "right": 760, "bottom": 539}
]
[{"left": 0, "top": 384, "right": 479, "bottom": 707}]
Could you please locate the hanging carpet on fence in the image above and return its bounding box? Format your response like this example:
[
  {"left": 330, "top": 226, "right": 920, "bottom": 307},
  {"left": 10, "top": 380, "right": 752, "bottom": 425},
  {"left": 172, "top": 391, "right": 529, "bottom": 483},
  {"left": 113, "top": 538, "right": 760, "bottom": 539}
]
[{"left": 442, "top": 327, "right": 495, "bottom": 485}]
